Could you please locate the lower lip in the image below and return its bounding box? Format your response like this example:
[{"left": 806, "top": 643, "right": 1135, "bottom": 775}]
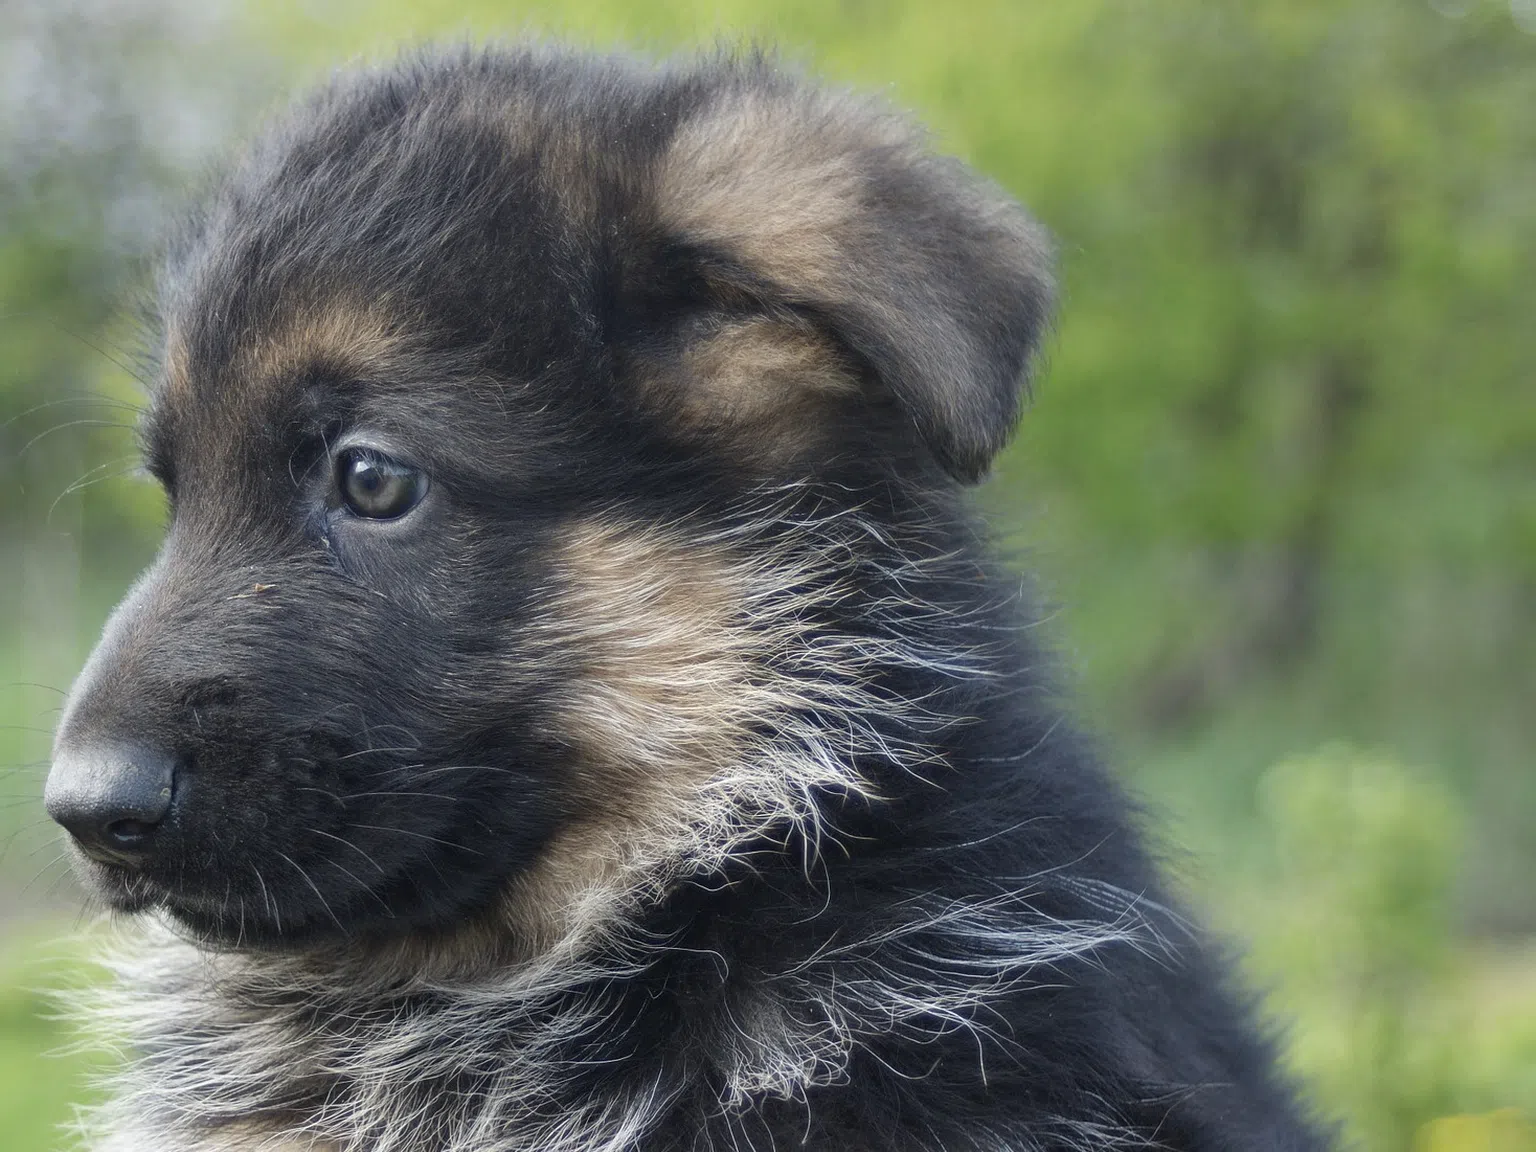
[{"left": 82, "top": 858, "right": 159, "bottom": 908}]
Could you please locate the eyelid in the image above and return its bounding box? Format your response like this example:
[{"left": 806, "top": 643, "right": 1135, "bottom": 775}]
[{"left": 329, "top": 434, "right": 426, "bottom": 471}]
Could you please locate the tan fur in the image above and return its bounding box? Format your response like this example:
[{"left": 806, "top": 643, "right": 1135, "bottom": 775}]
[
  {"left": 683, "top": 318, "right": 857, "bottom": 419},
  {"left": 636, "top": 317, "right": 859, "bottom": 461},
  {"left": 546, "top": 519, "right": 748, "bottom": 781},
  {"left": 161, "top": 327, "right": 193, "bottom": 403},
  {"left": 234, "top": 298, "right": 414, "bottom": 389},
  {"left": 505, "top": 519, "right": 758, "bottom": 951},
  {"left": 420, "top": 80, "right": 605, "bottom": 224},
  {"left": 654, "top": 88, "right": 909, "bottom": 296}
]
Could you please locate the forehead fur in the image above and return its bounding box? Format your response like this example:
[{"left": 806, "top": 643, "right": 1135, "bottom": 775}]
[
  {"left": 156, "top": 46, "right": 1051, "bottom": 483},
  {"left": 160, "top": 297, "right": 414, "bottom": 407},
  {"left": 157, "top": 51, "right": 633, "bottom": 400}
]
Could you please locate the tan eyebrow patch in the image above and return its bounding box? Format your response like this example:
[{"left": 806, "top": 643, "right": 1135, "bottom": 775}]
[{"left": 235, "top": 298, "right": 416, "bottom": 386}]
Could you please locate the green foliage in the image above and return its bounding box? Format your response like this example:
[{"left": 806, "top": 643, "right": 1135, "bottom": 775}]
[
  {"left": 1419, "top": 1110, "right": 1536, "bottom": 1152},
  {"left": 1027, "top": 1, "right": 1536, "bottom": 747},
  {"left": 1246, "top": 746, "right": 1536, "bottom": 1149},
  {"left": 0, "top": 929, "right": 109, "bottom": 1152}
]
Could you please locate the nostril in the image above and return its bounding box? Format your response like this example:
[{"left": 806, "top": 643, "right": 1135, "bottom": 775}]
[
  {"left": 45, "top": 738, "right": 177, "bottom": 866},
  {"left": 105, "top": 818, "right": 159, "bottom": 848}
]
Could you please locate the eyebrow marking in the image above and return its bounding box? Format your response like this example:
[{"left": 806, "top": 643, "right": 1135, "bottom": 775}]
[{"left": 237, "top": 299, "right": 418, "bottom": 386}]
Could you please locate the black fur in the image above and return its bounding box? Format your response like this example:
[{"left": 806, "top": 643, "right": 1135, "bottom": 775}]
[{"left": 48, "top": 47, "right": 1330, "bottom": 1152}]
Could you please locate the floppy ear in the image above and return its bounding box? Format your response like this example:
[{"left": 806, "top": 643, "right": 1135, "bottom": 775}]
[{"left": 652, "top": 72, "right": 1054, "bottom": 483}]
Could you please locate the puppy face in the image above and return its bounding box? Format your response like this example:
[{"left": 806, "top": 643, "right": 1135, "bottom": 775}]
[{"left": 45, "top": 49, "right": 1051, "bottom": 951}]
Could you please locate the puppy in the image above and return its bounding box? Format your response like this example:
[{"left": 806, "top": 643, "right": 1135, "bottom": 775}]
[{"left": 46, "top": 47, "right": 1330, "bottom": 1152}]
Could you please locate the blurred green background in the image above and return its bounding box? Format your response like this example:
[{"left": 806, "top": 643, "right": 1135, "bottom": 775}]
[{"left": 2, "top": 0, "right": 1533, "bottom": 1148}]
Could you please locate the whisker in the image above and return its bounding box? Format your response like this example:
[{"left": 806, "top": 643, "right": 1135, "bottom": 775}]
[
  {"left": 339, "top": 790, "right": 460, "bottom": 802},
  {"left": 19, "top": 849, "right": 70, "bottom": 899},
  {"left": 318, "top": 858, "right": 394, "bottom": 917},
  {"left": 334, "top": 745, "right": 421, "bottom": 762},
  {"left": 0, "top": 392, "right": 144, "bottom": 431},
  {"left": 48, "top": 456, "right": 144, "bottom": 522},
  {"left": 0, "top": 681, "right": 67, "bottom": 695},
  {"left": 407, "top": 763, "right": 519, "bottom": 780},
  {"left": 274, "top": 850, "right": 345, "bottom": 934},
  {"left": 347, "top": 824, "right": 483, "bottom": 855},
  {"left": 250, "top": 864, "right": 279, "bottom": 932},
  {"left": 19, "top": 418, "right": 136, "bottom": 458},
  {"left": 27, "top": 316, "right": 156, "bottom": 389},
  {"left": 0, "top": 815, "right": 57, "bottom": 864},
  {"left": 306, "top": 827, "right": 388, "bottom": 876}
]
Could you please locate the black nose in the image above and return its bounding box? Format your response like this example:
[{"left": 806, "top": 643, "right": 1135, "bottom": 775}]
[{"left": 45, "top": 740, "right": 175, "bottom": 867}]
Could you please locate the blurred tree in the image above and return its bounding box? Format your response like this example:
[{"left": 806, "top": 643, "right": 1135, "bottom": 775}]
[
  {"left": 1117, "top": 0, "right": 1535, "bottom": 723},
  {"left": 996, "top": 0, "right": 1535, "bottom": 923},
  {"left": 0, "top": 0, "right": 264, "bottom": 548}
]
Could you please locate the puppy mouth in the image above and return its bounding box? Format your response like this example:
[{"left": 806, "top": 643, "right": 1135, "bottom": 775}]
[
  {"left": 74, "top": 855, "right": 166, "bottom": 915},
  {"left": 51, "top": 720, "right": 531, "bottom": 946},
  {"left": 63, "top": 791, "right": 325, "bottom": 940},
  {"left": 52, "top": 762, "right": 241, "bottom": 922},
  {"left": 77, "top": 848, "right": 335, "bottom": 946}
]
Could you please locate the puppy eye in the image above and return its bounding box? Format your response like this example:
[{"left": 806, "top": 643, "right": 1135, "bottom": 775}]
[{"left": 335, "top": 448, "right": 428, "bottom": 519}]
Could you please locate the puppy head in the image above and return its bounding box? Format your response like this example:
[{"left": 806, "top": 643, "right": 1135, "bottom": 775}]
[{"left": 45, "top": 48, "right": 1052, "bottom": 952}]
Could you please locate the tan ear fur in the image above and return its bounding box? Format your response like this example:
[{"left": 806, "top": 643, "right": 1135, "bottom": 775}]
[{"left": 652, "top": 70, "right": 1053, "bottom": 482}]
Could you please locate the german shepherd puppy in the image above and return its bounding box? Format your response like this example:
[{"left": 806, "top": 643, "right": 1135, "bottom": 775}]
[{"left": 46, "top": 47, "right": 1329, "bottom": 1152}]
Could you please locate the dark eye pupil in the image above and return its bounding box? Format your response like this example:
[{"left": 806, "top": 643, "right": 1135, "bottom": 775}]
[{"left": 337, "top": 450, "right": 426, "bottom": 519}]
